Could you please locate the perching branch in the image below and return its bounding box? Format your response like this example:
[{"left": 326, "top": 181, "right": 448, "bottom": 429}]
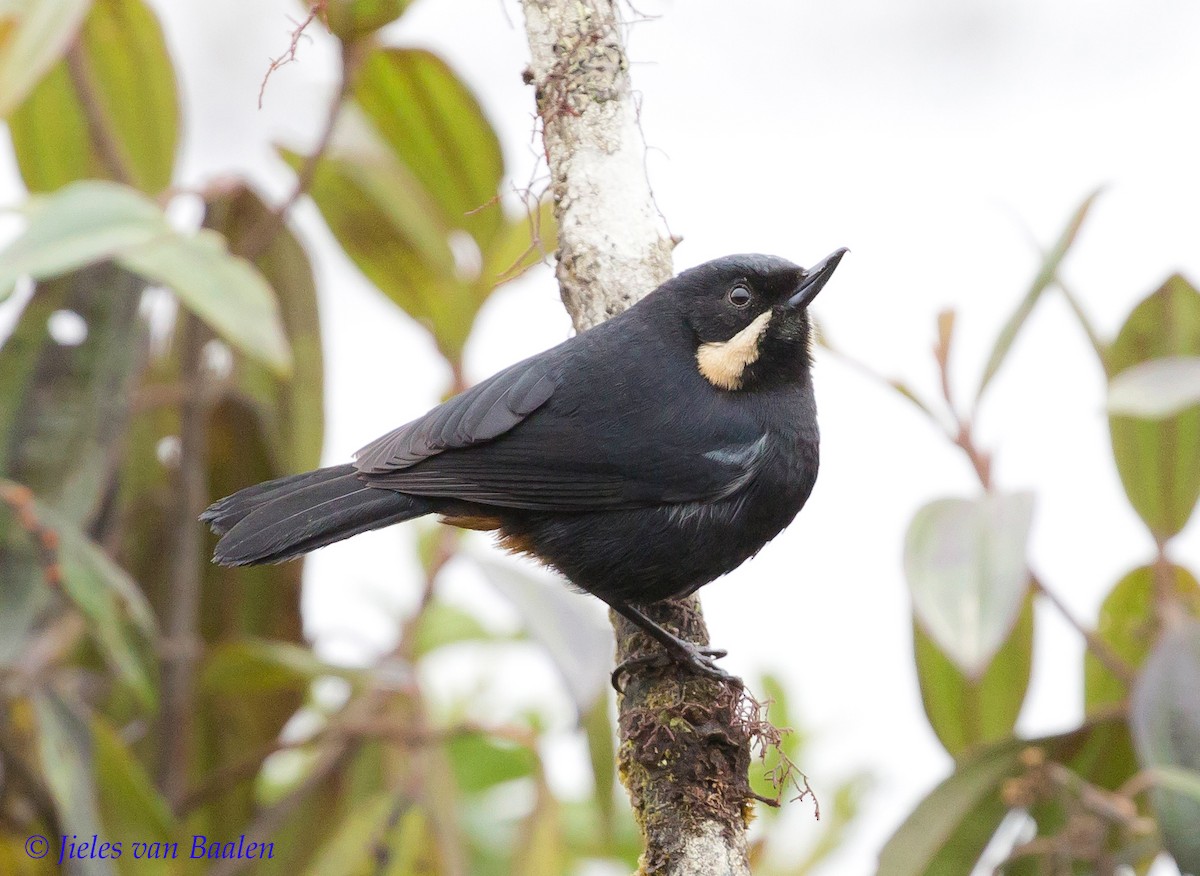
[{"left": 520, "top": 2, "right": 753, "bottom": 872}]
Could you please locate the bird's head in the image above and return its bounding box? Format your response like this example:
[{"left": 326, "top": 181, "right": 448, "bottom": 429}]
[{"left": 670, "top": 249, "right": 847, "bottom": 391}]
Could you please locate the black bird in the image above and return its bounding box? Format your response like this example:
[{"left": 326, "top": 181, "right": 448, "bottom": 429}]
[{"left": 203, "top": 249, "right": 846, "bottom": 683}]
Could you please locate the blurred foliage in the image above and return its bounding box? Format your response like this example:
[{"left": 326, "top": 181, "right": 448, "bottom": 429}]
[
  {"left": 9, "top": 2, "right": 1197, "bottom": 875},
  {"left": 871, "top": 193, "right": 1200, "bottom": 873},
  {"left": 0, "top": 2, "right": 853, "bottom": 874}
]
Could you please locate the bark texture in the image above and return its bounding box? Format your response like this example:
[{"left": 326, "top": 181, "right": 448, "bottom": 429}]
[{"left": 521, "top": 3, "right": 754, "bottom": 873}]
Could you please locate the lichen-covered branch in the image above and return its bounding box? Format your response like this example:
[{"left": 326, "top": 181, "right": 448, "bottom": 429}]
[
  {"left": 521, "top": 0, "right": 674, "bottom": 332},
  {"left": 520, "top": 2, "right": 753, "bottom": 873}
]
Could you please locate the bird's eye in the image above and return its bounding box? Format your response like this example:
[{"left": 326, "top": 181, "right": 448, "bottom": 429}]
[{"left": 727, "top": 284, "right": 752, "bottom": 308}]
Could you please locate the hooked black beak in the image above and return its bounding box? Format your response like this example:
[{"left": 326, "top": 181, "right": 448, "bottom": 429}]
[{"left": 787, "top": 247, "right": 848, "bottom": 309}]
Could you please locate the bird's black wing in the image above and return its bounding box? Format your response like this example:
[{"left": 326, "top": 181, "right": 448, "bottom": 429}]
[
  {"left": 354, "top": 355, "right": 558, "bottom": 472},
  {"left": 354, "top": 343, "right": 772, "bottom": 512}
]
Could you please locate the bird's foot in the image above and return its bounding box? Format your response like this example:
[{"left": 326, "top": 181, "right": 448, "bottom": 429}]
[{"left": 611, "top": 644, "right": 738, "bottom": 692}]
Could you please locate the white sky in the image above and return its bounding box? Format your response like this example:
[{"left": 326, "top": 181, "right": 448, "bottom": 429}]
[{"left": 6, "top": 0, "right": 1200, "bottom": 871}]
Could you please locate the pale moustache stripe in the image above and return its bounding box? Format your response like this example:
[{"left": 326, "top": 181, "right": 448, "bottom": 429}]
[{"left": 695, "top": 310, "right": 772, "bottom": 390}]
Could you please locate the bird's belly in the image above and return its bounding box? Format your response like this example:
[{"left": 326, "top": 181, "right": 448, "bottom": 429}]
[{"left": 503, "top": 439, "right": 817, "bottom": 606}]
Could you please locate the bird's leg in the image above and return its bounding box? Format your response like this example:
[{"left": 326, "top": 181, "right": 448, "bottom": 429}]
[{"left": 610, "top": 603, "right": 738, "bottom": 692}]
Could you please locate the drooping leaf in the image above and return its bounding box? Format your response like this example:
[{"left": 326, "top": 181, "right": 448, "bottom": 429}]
[
  {"left": 1108, "top": 274, "right": 1200, "bottom": 540},
  {"left": 119, "top": 229, "right": 292, "bottom": 375},
  {"left": 878, "top": 736, "right": 1022, "bottom": 875},
  {"left": 903, "top": 492, "right": 1035, "bottom": 676},
  {"left": 1149, "top": 766, "right": 1200, "bottom": 805},
  {"left": 282, "top": 111, "right": 454, "bottom": 288},
  {"left": 8, "top": 0, "right": 178, "bottom": 193},
  {"left": 291, "top": 54, "right": 548, "bottom": 363},
  {"left": 914, "top": 593, "right": 1034, "bottom": 759},
  {"left": 354, "top": 47, "right": 504, "bottom": 246},
  {"left": 0, "top": 482, "right": 156, "bottom": 706},
  {"left": 976, "top": 190, "right": 1099, "bottom": 403},
  {"left": 1130, "top": 618, "right": 1200, "bottom": 874},
  {"left": 1085, "top": 564, "right": 1200, "bottom": 713},
  {"left": 0, "top": 0, "right": 90, "bottom": 118},
  {"left": 91, "top": 715, "right": 174, "bottom": 855},
  {"left": 0, "top": 181, "right": 165, "bottom": 296},
  {"left": 0, "top": 181, "right": 292, "bottom": 372},
  {"left": 51, "top": 505, "right": 157, "bottom": 709},
  {"left": 33, "top": 687, "right": 118, "bottom": 876},
  {"left": 1108, "top": 356, "right": 1200, "bottom": 419},
  {"left": 474, "top": 555, "right": 612, "bottom": 714}
]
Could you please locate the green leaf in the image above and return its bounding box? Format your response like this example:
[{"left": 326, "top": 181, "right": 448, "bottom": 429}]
[
  {"left": 879, "top": 716, "right": 1126, "bottom": 876},
  {"left": 295, "top": 51, "right": 540, "bottom": 364},
  {"left": 8, "top": 0, "right": 178, "bottom": 193},
  {"left": 354, "top": 47, "right": 504, "bottom": 245},
  {"left": 0, "top": 181, "right": 291, "bottom": 372},
  {"left": 0, "top": 0, "right": 90, "bottom": 118},
  {"left": 1148, "top": 766, "right": 1200, "bottom": 804},
  {"left": 51, "top": 503, "right": 158, "bottom": 708},
  {"left": 325, "top": 0, "right": 412, "bottom": 45},
  {"left": 976, "top": 190, "right": 1099, "bottom": 403},
  {"left": 410, "top": 599, "right": 497, "bottom": 657},
  {"left": 0, "top": 180, "right": 165, "bottom": 295},
  {"left": 903, "top": 492, "right": 1035, "bottom": 676},
  {"left": 91, "top": 715, "right": 174, "bottom": 854},
  {"left": 33, "top": 687, "right": 118, "bottom": 876},
  {"left": 0, "top": 481, "right": 157, "bottom": 707},
  {"left": 1085, "top": 564, "right": 1200, "bottom": 713},
  {"left": 118, "top": 228, "right": 292, "bottom": 375},
  {"left": 201, "top": 638, "right": 358, "bottom": 696},
  {"left": 300, "top": 791, "right": 396, "bottom": 876},
  {"left": 447, "top": 731, "right": 536, "bottom": 794},
  {"left": 1108, "top": 274, "right": 1200, "bottom": 539},
  {"left": 1108, "top": 356, "right": 1200, "bottom": 419},
  {"left": 283, "top": 112, "right": 454, "bottom": 283},
  {"left": 914, "top": 593, "right": 1033, "bottom": 759},
  {"left": 1130, "top": 618, "right": 1200, "bottom": 874},
  {"left": 878, "top": 736, "right": 1020, "bottom": 875}
]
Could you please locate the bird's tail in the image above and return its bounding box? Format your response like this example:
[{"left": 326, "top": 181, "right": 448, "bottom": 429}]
[{"left": 202, "top": 464, "right": 428, "bottom": 566}]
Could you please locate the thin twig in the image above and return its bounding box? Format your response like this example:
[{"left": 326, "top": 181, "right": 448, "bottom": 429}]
[
  {"left": 258, "top": 2, "right": 327, "bottom": 110},
  {"left": 816, "top": 338, "right": 952, "bottom": 433},
  {"left": 1030, "top": 576, "right": 1135, "bottom": 685},
  {"left": 240, "top": 36, "right": 364, "bottom": 262}
]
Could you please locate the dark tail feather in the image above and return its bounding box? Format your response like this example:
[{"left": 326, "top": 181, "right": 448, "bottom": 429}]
[{"left": 203, "top": 464, "right": 428, "bottom": 566}]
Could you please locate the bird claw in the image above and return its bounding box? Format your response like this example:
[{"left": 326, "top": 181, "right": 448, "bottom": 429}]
[{"left": 610, "top": 644, "right": 737, "bottom": 692}]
